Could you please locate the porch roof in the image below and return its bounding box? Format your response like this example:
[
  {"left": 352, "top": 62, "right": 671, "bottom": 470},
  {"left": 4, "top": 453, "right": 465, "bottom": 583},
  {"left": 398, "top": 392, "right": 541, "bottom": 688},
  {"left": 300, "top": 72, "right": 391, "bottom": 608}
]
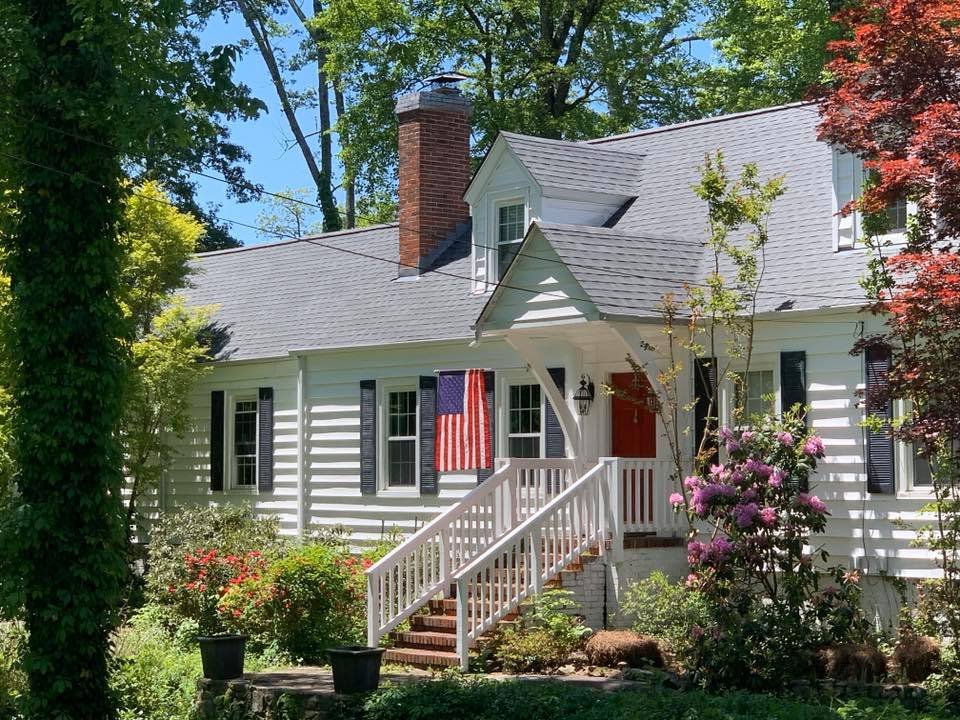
[{"left": 476, "top": 221, "right": 702, "bottom": 329}]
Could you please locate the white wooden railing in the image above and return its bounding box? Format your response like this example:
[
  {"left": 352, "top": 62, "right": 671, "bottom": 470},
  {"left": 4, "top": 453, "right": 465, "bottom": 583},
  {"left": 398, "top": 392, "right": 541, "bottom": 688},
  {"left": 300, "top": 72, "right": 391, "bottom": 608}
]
[
  {"left": 365, "top": 458, "right": 577, "bottom": 647},
  {"left": 453, "top": 460, "right": 612, "bottom": 669},
  {"left": 615, "top": 458, "right": 678, "bottom": 534}
]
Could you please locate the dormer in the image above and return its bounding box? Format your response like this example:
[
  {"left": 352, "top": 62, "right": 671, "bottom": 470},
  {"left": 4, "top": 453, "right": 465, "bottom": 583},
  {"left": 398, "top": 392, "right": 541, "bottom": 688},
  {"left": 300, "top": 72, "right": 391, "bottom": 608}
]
[{"left": 466, "top": 132, "right": 644, "bottom": 290}]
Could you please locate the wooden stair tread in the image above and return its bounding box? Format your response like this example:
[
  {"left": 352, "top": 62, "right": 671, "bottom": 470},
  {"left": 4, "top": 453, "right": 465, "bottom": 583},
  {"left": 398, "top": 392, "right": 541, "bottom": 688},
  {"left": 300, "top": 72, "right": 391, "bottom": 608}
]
[
  {"left": 391, "top": 630, "right": 457, "bottom": 648},
  {"left": 383, "top": 647, "right": 460, "bottom": 668}
]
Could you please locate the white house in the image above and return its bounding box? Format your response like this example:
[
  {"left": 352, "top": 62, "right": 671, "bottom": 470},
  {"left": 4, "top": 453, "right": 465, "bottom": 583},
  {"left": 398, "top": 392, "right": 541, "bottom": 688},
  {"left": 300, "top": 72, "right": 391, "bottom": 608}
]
[{"left": 162, "top": 82, "right": 935, "bottom": 667}]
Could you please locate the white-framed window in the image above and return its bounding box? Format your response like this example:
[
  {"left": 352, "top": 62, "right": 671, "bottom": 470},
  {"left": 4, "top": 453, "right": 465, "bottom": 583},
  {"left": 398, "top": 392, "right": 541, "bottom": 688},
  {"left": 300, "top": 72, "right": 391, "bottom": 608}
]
[
  {"left": 496, "top": 201, "right": 526, "bottom": 280},
  {"left": 507, "top": 382, "right": 543, "bottom": 458},
  {"left": 720, "top": 362, "right": 779, "bottom": 430},
  {"left": 894, "top": 399, "right": 935, "bottom": 495},
  {"left": 734, "top": 369, "right": 776, "bottom": 420},
  {"left": 832, "top": 149, "right": 916, "bottom": 250},
  {"left": 231, "top": 396, "right": 258, "bottom": 490},
  {"left": 380, "top": 381, "right": 418, "bottom": 489}
]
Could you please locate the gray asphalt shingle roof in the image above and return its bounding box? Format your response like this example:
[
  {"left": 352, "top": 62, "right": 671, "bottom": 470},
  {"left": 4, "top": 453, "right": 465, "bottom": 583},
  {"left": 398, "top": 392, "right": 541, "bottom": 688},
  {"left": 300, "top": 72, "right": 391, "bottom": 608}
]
[
  {"left": 185, "top": 224, "right": 484, "bottom": 361},
  {"left": 535, "top": 223, "right": 703, "bottom": 318},
  {"left": 187, "top": 102, "right": 867, "bottom": 361},
  {"left": 590, "top": 103, "right": 869, "bottom": 313},
  {"left": 500, "top": 132, "right": 644, "bottom": 196}
]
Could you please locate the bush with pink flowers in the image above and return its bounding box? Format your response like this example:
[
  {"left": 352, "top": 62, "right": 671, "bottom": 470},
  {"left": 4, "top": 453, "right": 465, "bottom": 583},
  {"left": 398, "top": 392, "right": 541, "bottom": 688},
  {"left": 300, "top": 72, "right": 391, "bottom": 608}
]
[{"left": 672, "top": 410, "right": 871, "bottom": 690}]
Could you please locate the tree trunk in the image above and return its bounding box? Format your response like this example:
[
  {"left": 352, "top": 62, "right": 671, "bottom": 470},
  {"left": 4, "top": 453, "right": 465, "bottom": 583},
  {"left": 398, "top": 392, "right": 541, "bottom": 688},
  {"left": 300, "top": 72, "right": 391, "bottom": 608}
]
[
  {"left": 3, "top": 1, "right": 129, "bottom": 715},
  {"left": 334, "top": 85, "right": 356, "bottom": 228},
  {"left": 237, "top": 0, "right": 338, "bottom": 234},
  {"left": 313, "top": 0, "right": 342, "bottom": 231}
]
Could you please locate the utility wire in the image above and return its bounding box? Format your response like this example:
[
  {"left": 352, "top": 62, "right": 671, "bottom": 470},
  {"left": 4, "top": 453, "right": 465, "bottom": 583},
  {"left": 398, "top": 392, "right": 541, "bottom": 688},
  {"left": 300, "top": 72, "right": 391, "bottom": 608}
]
[
  {"left": 4, "top": 112, "right": 875, "bottom": 305},
  {"left": 0, "top": 147, "right": 864, "bottom": 326}
]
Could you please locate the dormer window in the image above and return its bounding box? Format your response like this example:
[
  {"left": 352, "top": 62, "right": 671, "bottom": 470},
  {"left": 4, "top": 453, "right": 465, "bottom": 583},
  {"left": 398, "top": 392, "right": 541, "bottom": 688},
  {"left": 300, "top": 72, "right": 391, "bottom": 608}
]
[
  {"left": 497, "top": 202, "right": 526, "bottom": 279},
  {"left": 832, "top": 149, "right": 915, "bottom": 250}
]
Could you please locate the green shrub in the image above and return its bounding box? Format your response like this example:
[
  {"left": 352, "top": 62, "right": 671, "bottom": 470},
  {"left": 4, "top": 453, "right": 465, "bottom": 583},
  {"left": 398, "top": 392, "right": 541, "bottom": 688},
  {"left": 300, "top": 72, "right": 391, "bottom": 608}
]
[
  {"left": 620, "top": 571, "right": 710, "bottom": 659},
  {"left": 346, "top": 674, "right": 851, "bottom": 720},
  {"left": 0, "top": 623, "right": 25, "bottom": 719},
  {"left": 218, "top": 544, "right": 366, "bottom": 662},
  {"left": 146, "top": 505, "right": 282, "bottom": 604},
  {"left": 111, "top": 610, "right": 204, "bottom": 720},
  {"left": 492, "top": 590, "right": 590, "bottom": 673}
]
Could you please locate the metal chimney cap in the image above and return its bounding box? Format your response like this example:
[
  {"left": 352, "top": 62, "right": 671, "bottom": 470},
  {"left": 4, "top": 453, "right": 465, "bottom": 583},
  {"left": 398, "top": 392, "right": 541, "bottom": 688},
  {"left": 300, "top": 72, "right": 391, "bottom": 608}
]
[{"left": 425, "top": 72, "right": 468, "bottom": 87}]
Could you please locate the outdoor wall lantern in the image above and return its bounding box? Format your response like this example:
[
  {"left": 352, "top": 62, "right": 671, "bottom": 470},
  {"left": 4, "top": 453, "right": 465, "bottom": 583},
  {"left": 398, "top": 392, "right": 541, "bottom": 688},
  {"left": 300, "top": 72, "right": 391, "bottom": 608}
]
[{"left": 574, "top": 374, "right": 595, "bottom": 416}]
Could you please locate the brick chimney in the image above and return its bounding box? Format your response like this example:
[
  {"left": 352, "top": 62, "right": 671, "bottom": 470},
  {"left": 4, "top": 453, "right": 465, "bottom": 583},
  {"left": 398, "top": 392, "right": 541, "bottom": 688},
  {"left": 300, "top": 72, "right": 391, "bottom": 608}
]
[{"left": 395, "top": 83, "right": 472, "bottom": 276}]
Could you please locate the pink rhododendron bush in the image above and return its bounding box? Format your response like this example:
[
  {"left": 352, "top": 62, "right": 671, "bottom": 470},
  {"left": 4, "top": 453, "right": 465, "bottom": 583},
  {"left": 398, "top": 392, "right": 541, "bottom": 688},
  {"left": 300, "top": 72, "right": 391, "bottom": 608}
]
[{"left": 673, "top": 411, "right": 871, "bottom": 690}]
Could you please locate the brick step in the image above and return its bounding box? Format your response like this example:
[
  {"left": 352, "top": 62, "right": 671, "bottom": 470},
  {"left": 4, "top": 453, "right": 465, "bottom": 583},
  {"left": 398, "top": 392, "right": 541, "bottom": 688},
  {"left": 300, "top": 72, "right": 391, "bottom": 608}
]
[
  {"left": 383, "top": 646, "right": 460, "bottom": 668},
  {"left": 411, "top": 614, "right": 456, "bottom": 632},
  {"left": 427, "top": 598, "right": 520, "bottom": 618},
  {"left": 390, "top": 630, "right": 457, "bottom": 649}
]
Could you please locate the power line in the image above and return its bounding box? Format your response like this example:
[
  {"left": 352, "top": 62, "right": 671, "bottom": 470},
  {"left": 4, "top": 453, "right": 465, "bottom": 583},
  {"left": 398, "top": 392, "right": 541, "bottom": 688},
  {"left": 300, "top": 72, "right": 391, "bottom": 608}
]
[
  {"left": 0, "top": 147, "right": 865, "bottom": 326},
  {"left": 4, "top": 111, "right": 873, "bottom": 304}
]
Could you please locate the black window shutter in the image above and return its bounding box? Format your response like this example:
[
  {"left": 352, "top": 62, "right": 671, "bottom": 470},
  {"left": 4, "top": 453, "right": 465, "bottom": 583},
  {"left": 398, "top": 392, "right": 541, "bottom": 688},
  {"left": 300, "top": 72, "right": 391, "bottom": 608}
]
[
  {"left": 210, "top": 390, "right": 224, "bottom": 492},
  {"left": 780, "top": 351, "right": 808, "bottom": 420},
  {"left": 694, "top": 357, "right": 718, "bottom": 468},
  {"left": 545, "top": 367, "right": 566, "bottom": 458},
  {"left": 360, "top": 380, "right": 377, "bottom": 496},
  {"left": 257, "top": 387, "right": 274, "bottom": 492},
  {"left": 865, "top": 348, "right": 895, "bottom": 494},
  {"left": 477, "top": 371, "right": 496, "bottom": 484},
  {"left": 419, "top": 375, "right": 438, "bottom": 496}
]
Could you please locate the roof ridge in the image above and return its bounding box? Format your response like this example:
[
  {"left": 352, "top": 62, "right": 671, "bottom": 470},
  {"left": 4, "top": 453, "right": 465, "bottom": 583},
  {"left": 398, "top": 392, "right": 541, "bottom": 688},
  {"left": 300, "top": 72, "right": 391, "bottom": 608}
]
[
  {"left": 500, "top": 131, "right": 645, "bottom": 157},
  {"left": 196, "top": 222, "right": 399, "bottom": 258},
  {"left": 587, "top": 101, "right": 816, "bottom": 145}
]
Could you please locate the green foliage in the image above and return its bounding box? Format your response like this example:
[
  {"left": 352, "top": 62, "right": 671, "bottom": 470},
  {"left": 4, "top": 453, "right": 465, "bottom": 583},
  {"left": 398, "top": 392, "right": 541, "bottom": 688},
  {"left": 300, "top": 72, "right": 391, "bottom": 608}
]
[
  {"left": 344, "top": 674, "right": 873, "bottom": 720},
  {"left": 697, "top": 0, "right": 840, "bottom": 114},
  {"left": 145, "top": 506, "right": 283, "bottom": 614},
  {"left": 255, "top": 188, "right": 325, "bottom": 240},
  {"left": 219, "top": 543, "right": 366, "bottom": 661},
  {"left": 0, "top": 623, "right": 25, "bottom": 718},
  {"left": 492, "top": 590, "right": 590, "bottom": 673},
  {"left": 621, "top": 571, "right": 710, "bottom": 659},
  {"left": 0, "top": 0, "right": 133, "bottom": 713},
  {"left": 321, "top": 0, "right": 707, "bottom": 202},
  {"left": 119, "top": 182, "right": 213, "bottom": 540}
]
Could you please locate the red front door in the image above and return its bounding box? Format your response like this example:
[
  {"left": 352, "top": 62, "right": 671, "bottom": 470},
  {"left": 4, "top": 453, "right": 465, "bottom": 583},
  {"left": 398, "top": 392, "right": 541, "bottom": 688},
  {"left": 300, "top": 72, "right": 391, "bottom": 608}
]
[{"left": 610, "top": 372, "right": 656, "bottom": 458}]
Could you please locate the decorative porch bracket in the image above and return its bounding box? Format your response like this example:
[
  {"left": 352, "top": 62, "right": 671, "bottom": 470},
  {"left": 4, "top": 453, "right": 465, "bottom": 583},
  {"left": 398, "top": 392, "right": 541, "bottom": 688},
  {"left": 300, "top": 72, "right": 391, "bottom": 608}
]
[
  {"left": 504, "top": 332, "right": 583, "bottom": 474},
  {"left": 608, "top": 322, "right": 669, "bottom": 398}
]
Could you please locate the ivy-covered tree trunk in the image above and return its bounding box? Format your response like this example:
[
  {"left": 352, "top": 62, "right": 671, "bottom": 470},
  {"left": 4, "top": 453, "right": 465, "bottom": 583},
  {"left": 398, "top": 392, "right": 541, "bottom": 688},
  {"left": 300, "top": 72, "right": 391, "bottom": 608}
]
[{"left": 1, "top": 0, "right": 129, "bottom": 717}]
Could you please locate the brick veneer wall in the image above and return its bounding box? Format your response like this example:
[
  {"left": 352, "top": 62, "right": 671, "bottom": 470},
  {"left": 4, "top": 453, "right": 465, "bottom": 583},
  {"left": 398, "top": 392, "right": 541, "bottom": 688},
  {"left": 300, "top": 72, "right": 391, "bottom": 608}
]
[
  {"left": 396, "top": 90, "right": 472, "bottom": 273},
  {"left": 556, "top": 541, "right": 689, "bottom": 631}
]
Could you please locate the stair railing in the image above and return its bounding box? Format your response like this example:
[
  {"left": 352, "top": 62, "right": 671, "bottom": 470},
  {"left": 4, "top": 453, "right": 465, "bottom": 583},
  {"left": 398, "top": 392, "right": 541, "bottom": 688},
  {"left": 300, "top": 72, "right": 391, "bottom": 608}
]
[
  {"left": 366, "top": 458, "right": 577, "bottom": 647},
  {"left": 452, "top": 459, "right": 617, "bottom": 670}
]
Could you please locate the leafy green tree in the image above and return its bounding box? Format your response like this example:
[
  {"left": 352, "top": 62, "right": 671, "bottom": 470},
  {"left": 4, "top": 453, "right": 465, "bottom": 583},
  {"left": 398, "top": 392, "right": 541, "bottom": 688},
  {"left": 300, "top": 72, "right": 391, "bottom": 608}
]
[
  {"left": 696, "top": 0, "right": 842, "bottom": 113},
  {"left": 0, "top": 0, "right": 131, "bottom": 715},
  {"left": 256, "top": 187, "right": 324, "bottom": 238},
  {"left": 0, "top": 0, "right": 242, "bottom": 714},
  {"left": 234, "top": 0, "right": 347, "bottom": 231},
  {"left": 118, "top": 183, "right": 212, "bottom": 542},
  {"left": 321, "top": 0, "right": 706, "bottom": 204}
]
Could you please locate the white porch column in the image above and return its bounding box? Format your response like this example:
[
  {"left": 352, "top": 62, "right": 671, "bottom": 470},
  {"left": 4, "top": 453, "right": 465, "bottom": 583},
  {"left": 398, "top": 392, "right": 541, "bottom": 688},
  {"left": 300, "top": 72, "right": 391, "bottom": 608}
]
[{"left": 504, "top": 333, "right": 583, "bottom": 472}]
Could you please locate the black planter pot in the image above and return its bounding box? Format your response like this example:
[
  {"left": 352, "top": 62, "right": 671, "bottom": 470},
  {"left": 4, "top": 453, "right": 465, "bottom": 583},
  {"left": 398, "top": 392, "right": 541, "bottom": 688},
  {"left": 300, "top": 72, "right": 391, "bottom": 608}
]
[
  {"left": 198, "top": 634, "right": 247, "bottom": 680},
  {"left": 328, "top": 646, "right": 386, "bottom": 694}
]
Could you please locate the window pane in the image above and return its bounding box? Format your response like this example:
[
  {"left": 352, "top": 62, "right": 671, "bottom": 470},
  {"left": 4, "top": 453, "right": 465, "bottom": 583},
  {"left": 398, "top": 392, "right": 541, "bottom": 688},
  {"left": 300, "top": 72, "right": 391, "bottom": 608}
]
[
  {"left": 509, "top": 436, "right": 540, "bottom": 458},
  {"left": 388, "top": 390, "right": 416, "bottom": 438},
  {"left": 914, "top": 453, "right": 933, "bottom": 486},
  {"left": 735, "top": 371, "right": 774, "bottom": 420},
  {"left": 886, "top": 197, "right": 908, "bottom": 233},
  {"left": 497, "top": 203, "right": 525, "bottom": 279},
  {"left": 234, "top": 400, "right": 258, "bottom": 487},
  {"left": 388, "top": 439, "right": 416, "bottom": 486}
]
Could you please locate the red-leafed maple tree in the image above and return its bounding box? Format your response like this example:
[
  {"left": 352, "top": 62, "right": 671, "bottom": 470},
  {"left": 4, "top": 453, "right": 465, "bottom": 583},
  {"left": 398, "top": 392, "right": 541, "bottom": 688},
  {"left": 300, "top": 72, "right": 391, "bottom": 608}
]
[{"left": 818, "top": 0, "right": 960, "bottom": 634}]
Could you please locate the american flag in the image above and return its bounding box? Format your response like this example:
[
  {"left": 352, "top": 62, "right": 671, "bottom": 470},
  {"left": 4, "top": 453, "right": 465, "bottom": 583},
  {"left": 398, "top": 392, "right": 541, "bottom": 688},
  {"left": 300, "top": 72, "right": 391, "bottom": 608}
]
[{"left": 436, "top": 369, "right": 491, "bottom": 472}]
